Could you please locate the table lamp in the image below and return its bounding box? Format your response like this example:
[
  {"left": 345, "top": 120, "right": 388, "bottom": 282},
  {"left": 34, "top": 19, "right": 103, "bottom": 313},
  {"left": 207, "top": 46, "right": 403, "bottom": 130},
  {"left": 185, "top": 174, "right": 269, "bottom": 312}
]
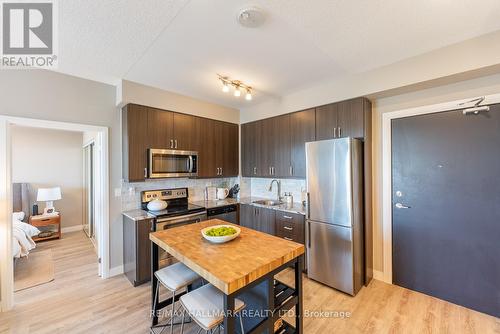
[{"left": 37, "top": 187, "right": 62, "bottom": 215}]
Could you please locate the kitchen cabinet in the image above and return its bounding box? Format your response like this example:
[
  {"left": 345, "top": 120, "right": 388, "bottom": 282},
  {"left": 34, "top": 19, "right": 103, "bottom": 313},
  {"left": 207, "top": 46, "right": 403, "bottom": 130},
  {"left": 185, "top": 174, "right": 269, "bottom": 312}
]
[
  {"left": 148, "top": 107, "right": 174, "bottom": 149},
  {"left": 290, "top": 108, "right": 316, "bottom": 178},
  {"left": 316, "top": 97, "right": 367, "bottom": 140},
  {"left": 122, "top": 104, "right": 239, "bottom": 180},
  {"left": 239, "top": 204, "right": 275, "bottom": 235},
  {"left": 122, "top": 104, "right": 148, "bottom": 182},
  {"left": 173, "top": 113, "right": 195, "bottom": 150},
  {"left": 275, "top": 211, "right": 305, "bottom": 244},
  {"left": 241, "top": 122, "right": 261, "bottom": 177}
]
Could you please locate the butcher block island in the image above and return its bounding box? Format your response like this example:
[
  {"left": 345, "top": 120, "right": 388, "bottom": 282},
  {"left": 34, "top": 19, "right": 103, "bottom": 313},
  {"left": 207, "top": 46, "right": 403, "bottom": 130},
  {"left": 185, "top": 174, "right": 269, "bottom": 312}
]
[{"left": 150, "top": 219, "right": 305, "bottom": 334}]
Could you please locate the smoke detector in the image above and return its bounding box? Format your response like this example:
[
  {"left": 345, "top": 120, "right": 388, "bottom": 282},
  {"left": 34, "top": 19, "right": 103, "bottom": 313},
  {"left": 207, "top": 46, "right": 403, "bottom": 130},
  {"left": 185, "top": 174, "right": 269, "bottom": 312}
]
[{"left": 237, "top": 7, "right": 266, "bottom": 28}]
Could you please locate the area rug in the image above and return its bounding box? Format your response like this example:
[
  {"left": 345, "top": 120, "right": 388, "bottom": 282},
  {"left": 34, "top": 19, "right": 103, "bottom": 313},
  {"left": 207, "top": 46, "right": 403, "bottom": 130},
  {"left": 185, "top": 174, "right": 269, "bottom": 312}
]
[{"left": 14, "top": 249, "right": 55, "bottom": 291}]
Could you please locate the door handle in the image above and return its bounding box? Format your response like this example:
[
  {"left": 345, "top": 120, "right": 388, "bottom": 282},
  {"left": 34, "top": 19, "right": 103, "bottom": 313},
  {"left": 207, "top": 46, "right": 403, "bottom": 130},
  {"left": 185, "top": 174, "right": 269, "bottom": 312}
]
[
  {"left": 170, "top": 139, "right": 174, "bottom": 148},
  {"left": 220, "top": 167, "right": 223, "bottom": 175},
  {"left": 284, "top": 226, "right": 293, "bottom": 231},
  {"left": 306, "top": 192, "right": 310, "bottom": 219},
  {"left": 333, "top": 127, "right": 337, "bottom": 138},
  {"left": 174, "top": 140, "right": 178, "bottom": 149},
  {"left": 395, "top": 203, "right": 411, "bottom": 209},
  {"left": 283, "top": 215, "right": 293, "bottom": 219},
  {"left": 307, "top": 220, "right": 311, "bottom": 248},
  {"left": 338, "top": 127, "right": 342, "bottom": 137},
  {"left": 289, "top": 165, "right": 293, "bottom": 176},
  {"left": 144, "top": 167, "right": 148, "bottom": 178}
]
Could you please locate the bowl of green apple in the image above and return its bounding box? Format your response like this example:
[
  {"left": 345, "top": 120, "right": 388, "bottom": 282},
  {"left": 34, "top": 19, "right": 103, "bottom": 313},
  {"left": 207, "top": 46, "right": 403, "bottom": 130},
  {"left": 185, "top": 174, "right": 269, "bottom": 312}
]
[{"left": 201, "top": 225, "right": 241, "bottom": 244}]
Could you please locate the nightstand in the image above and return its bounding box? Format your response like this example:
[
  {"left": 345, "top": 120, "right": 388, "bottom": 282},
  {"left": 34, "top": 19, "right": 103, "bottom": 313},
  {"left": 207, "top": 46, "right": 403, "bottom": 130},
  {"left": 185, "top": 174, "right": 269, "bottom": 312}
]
[{"left": 30, "top": 214, "right": 61, "bottom": 241}]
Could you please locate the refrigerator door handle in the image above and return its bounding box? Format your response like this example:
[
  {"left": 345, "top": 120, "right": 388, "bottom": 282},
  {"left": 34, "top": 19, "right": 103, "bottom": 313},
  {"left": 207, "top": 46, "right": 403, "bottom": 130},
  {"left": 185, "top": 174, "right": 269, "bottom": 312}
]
[
  {"left": 306, "top": 192, "right": 311, "bottom": 219},
  {"left": 307, "top": 220, "right": 311, "bottom": 248}
]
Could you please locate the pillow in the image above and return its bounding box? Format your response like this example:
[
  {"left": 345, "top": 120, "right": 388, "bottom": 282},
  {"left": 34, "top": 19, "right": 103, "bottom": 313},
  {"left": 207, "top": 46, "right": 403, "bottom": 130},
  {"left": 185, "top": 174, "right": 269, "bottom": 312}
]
[
  {"left": 13, "top": 220, "right": 40, "bottom": 237},
  {"left": 13, "top": 211, "right": 25, "bottom": 221}
]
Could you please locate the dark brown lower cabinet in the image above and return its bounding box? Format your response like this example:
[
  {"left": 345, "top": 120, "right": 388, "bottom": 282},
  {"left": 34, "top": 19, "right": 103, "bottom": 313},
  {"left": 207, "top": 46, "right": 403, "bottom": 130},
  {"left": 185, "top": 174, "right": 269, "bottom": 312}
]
[
  {"left": 239, "top": 204, "right": 306, "bottom": 243},
  {"left": 123, "top": 214, "right": 154, "bottom": 286},
  {"left": 275, "top": 211, "right": 305, "bottom": 244}
]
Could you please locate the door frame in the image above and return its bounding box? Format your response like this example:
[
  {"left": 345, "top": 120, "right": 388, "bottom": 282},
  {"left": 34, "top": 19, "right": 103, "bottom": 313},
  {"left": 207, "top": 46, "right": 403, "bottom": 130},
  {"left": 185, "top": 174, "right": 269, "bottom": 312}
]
[
  {"left": 0, "top": 116, "right": 110, "bottom": 311},
  {"left": 381, "top": 92, "right": 500, "bottom": 284}
]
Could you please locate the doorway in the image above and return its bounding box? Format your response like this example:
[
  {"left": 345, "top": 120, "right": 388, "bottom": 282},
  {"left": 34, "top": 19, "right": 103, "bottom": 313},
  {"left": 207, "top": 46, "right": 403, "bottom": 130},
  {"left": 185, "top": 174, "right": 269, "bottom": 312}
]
[
  {"left": 83, "top": 142, "right": 96, "bottom": 246},
  {"left": 0, "top": 116, "right": 109, "bottom": 311},
  {"left": 391, "top": 104, "right": 500, "bottom": 317}
]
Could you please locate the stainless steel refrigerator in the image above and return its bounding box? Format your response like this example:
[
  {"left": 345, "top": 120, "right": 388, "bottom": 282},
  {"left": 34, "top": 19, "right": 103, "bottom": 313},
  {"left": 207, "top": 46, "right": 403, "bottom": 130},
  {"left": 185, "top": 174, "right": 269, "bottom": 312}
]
[{"left": 305, "top": 138, "right": 364, "bottom": 296}]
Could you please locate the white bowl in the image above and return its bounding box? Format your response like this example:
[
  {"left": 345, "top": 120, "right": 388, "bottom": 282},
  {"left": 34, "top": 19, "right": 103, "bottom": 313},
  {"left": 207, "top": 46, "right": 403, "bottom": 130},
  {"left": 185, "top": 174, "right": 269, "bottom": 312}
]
[{"left": 201, "top": 225, "right": 241, "bottom": 244}]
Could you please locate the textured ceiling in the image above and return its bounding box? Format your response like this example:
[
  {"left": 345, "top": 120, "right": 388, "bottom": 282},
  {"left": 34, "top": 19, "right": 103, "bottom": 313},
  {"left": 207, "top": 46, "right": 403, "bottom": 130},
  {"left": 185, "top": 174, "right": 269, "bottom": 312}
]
[{"left": 55, "top": 0, "right": 500, "bottom": 108}]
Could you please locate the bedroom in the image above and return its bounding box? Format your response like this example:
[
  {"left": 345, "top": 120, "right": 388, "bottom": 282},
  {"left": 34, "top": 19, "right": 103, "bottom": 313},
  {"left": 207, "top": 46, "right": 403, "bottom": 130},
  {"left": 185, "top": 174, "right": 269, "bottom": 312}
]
[{"left": 10, "top": 125, "right": 100, "bottom": 298}]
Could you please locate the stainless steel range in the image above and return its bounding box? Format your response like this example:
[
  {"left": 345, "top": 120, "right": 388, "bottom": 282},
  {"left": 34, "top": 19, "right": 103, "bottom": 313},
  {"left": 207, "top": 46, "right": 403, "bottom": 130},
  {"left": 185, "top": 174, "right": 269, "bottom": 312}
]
[{"left": 142, "top": 188, "right": 206, "bottom": 268}]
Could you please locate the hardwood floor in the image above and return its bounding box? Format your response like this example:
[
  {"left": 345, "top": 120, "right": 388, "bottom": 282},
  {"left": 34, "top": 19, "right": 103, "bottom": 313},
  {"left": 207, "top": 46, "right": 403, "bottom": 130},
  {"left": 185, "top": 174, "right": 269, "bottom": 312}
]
[{"left": 1, "top": 231, "right": 498, "bottom": 333}]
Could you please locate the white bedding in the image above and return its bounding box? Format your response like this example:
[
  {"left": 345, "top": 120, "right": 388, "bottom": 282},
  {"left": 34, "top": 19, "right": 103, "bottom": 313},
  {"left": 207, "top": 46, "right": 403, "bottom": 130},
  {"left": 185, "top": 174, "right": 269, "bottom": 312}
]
[{"left": 12, "top": 213, "right": 40, "bottom": 258}]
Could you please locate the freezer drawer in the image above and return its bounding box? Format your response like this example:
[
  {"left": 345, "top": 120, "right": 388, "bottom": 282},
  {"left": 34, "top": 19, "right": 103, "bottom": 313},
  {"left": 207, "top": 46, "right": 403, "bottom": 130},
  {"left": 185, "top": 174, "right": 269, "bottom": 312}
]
[{"left": 306, "top": 220, "right": 355, "bottom": 295}]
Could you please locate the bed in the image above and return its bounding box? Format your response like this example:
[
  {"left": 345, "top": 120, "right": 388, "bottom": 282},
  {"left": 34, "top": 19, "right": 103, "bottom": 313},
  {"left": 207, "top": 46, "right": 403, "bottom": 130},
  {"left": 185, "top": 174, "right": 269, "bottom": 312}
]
[{"left": 12, "top": 183, "right": 40, "bottom": 259}]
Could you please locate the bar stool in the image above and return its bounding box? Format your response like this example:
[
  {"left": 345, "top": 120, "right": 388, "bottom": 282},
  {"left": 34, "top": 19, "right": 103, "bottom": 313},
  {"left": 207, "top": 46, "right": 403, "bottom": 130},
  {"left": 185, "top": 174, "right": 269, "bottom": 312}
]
[
  {"left": 151, "top": 262, "right": 201, "bottom": 334},
  {"left": 179, "top": 284, "right": 245, "bottom": 334}
]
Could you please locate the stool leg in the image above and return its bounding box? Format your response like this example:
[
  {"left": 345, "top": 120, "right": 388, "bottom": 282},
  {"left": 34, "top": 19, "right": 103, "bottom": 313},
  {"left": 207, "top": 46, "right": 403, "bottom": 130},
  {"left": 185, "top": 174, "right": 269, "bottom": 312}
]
[
  {"left": 238, "top": 313, "right": 244, "bottom": 334},
  {"left": 152, "top": 283, "right": 160, "bottom": 319},
  {"left": 170, "top": 290, "right": 176, "bottom": 334},
  {"left": 179, "top": 308, "right": 186, "bottom": 334}
]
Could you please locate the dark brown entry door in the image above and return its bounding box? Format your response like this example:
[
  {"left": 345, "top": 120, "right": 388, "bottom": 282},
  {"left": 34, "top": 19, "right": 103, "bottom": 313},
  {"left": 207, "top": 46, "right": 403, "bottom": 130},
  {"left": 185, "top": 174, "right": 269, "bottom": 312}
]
[{"left": 392, "top": 104, "right": 500, "bottom": 317}]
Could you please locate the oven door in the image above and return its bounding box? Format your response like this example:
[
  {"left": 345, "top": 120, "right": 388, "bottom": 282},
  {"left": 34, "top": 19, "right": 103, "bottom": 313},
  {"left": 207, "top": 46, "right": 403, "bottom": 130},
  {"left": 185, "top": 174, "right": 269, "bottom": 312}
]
[
  {"left": 155, "top": 211, "right": 207, "bottom": 268},
  {"left": 148, "top": 149, "right": 198, "bottom": 178}
]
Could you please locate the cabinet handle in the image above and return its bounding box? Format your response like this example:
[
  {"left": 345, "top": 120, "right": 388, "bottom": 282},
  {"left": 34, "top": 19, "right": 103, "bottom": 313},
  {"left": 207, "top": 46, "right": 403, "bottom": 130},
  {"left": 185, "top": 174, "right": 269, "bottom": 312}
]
[
  {"left": 284, "top": 237, "right": 293, "bottom": 241},
  {"left": 284, "top": 226, "right": 293, "bottom": 231},
  {"left": 272, "top": 167, "right": 275, "bottom": 175},
  {"left": 269, "top": 167, "right": 272, "bottom": 175},
  {"left": 338, "top": 127, "right": 342, "bottom": 137},
  {"left": 144, "top": 167, "right": 148, "bottom": 178},
  {"left": 220, "top": 167, "right": 223, "bottom": 175},
  {"left": 333, "top": 127, "right": 337, "bottom": 138},
  {"left": 174, "top": 139, "right": 178, "bottom": 148},
  {"left": 216, "top": 168, "right": 219, "bottom": 175},
  {"left": 170, "top": 139, "right": 174, "bottom": 148},
  {"left": 283, "top": 215, "right": 293, "bottom": 219},
  {"left": 253, "top": 167, "right": 257, "bottom": 175},
  {"left": 289, "top": 165, "right": 293, "bottom": 176}
]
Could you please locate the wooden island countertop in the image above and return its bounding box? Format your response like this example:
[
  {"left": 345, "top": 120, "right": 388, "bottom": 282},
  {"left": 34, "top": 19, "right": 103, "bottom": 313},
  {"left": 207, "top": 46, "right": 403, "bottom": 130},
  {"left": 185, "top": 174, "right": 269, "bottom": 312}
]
[{"left": 149, "top": 219, "right": 305, "bottom": 295}]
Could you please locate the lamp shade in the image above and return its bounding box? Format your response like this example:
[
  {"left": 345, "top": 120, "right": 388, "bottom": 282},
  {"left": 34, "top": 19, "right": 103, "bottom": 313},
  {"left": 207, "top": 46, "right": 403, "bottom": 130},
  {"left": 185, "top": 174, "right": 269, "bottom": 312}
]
[{"left": 37, "top": 187, "right": 62, "bottom": 201}]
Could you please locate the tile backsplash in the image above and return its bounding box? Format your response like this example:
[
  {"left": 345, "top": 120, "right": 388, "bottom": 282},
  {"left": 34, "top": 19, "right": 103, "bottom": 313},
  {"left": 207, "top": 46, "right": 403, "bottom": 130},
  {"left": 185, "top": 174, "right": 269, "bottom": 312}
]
[
  {"left": 242, "top": 177, "right": 306, "bottom": 203},
  {"left": 121, "top": 177, "right": 238, "bottom": 211}
]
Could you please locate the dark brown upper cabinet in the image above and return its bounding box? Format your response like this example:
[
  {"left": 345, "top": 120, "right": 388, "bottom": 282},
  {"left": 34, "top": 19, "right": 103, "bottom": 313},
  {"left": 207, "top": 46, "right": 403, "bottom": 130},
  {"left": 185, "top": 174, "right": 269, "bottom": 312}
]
[
  {"left": 122, "top": 104, "right": 239, "bottom": 181},
  {"left": 272, "top": 115, "right": 291, "bottom": 177},
  {"left": 290, "top": 108, "right": 316, "bottom": 178},
  {"left": 316, "top": 97, "right": 368, "bottom": 140},
  {"left": 173, "top": 113, "right": 195, "bottom": 150},
  {"left": 147, "top": 108, "right": 174, "bottom": 149},
  {"left": 215, "top": 121, "right": 239, "bottom": 177},
  {"left": 122, "top": 104, "right": 149, "bottom": 182}
]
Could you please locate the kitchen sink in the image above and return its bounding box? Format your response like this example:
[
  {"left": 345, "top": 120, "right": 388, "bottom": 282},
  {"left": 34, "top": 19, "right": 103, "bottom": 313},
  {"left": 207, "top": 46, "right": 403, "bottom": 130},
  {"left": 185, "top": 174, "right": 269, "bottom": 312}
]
[{"left": 252, "top": 200, "right": 284, "bottom": 206}]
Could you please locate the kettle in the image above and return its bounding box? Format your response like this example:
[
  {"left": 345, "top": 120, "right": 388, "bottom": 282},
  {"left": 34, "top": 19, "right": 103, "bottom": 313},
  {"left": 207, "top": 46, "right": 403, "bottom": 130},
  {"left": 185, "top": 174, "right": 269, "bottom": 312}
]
[
  {"left": 216, "top": 188, "right": 229, "bottom": 200},
  {"left": 147, "top": 199, "right": 168, "bottom": 211}
]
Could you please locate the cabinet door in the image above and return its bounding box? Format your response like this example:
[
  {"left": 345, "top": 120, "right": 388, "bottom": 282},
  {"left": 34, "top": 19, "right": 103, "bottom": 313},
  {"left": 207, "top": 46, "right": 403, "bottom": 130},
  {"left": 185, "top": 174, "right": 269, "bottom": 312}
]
[
  {"left": 258, "top": 207, "right": 276, "bottom": 235},
  {"left": 173, "top": 113, "right": 195, "bottom": 150},
  {"left": 241, "top": 122, "right": 257, "bottom": 177},
  {"left": 148, "top": 108, "right": 174, "bottom": 149},
  {"left": 222, "top": 122, "right": 239, "bottom": 176},
  {"left": 273, "top": 115, "right": 291, "bottom": 177},
  {"left": 239, "top": 204, "right": 255, "bottom": 229},
  {"left": 122, "top": 104, "right": 148, "bottom": 182},
  {"left": 195, "top": 117, "right": 217, "bottom": 177},
  {"left": 290, "top": 108, "right": 316, "bottom": 178},
  {"left": 315, "top": 103, "right": 338, "bottom": 140},
  {"left": 259, "top": 119, "right": 275, "bottom": 177},
  {"left": 337, "top": 98, "right": 365, "bottom": 138}
]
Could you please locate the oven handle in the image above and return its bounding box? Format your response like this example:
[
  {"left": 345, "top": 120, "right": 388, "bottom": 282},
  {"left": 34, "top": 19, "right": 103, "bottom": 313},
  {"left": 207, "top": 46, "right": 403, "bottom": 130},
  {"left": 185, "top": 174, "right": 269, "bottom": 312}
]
[{"left": 156, "top": 211, "right": 206, "bottom": 224}]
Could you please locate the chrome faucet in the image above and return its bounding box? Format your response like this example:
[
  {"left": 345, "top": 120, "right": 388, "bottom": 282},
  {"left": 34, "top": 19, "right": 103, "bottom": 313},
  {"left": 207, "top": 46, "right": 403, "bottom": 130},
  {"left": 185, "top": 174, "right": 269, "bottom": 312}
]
[{"left": 268, "top": 179, "right": 282, "bottom": 201}]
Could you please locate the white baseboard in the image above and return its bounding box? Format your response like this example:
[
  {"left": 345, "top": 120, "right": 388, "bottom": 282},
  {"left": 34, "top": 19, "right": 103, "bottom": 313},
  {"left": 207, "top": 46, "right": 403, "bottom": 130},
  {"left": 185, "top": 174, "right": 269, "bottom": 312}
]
[
  {"left": 108, "top": 265, "right": 124, "bottom": 277},
  {"left": 61, "top": 225, "right": 84, "bottom": 233},
  {"left": 373, "top": 270, "right": 386, "bottom": 282}
]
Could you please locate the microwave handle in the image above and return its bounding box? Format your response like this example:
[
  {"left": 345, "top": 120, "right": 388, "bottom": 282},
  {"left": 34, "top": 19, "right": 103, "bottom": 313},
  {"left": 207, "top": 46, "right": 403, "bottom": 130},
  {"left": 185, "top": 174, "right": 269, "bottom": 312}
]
[{"left": 188, "top": 156, "right": 194, "bottom": 172}]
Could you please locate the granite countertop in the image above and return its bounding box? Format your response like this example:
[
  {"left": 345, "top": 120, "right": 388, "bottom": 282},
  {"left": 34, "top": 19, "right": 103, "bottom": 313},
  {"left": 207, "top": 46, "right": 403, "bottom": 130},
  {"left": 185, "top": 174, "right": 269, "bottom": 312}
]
[
  {"left": 190, "top": 198, "right": 239, "bottom": 209},
  {"left": 190, "top": 197, "right": 306, "bottom": 215},
  {"left": 122, "top": 209, "right": 154, "bottom": 221},
  {"left": 239, "top": 197, "right": 306, "bottom": 215}
]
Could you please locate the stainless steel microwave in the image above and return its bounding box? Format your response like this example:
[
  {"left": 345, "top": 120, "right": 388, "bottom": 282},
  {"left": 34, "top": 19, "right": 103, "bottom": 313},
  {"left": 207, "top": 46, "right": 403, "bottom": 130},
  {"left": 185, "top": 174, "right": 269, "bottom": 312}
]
[{"left": 148, "top": 149, "right": 198, "bottom": 178}]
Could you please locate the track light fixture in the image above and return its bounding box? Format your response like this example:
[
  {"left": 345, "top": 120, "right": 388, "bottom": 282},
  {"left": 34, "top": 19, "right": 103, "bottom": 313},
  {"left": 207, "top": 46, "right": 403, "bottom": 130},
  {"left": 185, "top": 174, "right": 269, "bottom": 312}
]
[{"left": 218, "top": 74, "right": 253, "bottom": 101}]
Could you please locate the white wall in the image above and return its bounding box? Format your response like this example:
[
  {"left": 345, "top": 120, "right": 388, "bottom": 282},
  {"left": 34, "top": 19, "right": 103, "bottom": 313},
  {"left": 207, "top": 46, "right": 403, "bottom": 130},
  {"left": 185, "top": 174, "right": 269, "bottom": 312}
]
[
  {"left": 0, "top": 70, "right": 122, "bottom": 269},
  {"left": 11, "top": 126, "right": 83, "bottom": 228},
  {"left": 117, "top": 80, "right": 240, "bottom": 123}
]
